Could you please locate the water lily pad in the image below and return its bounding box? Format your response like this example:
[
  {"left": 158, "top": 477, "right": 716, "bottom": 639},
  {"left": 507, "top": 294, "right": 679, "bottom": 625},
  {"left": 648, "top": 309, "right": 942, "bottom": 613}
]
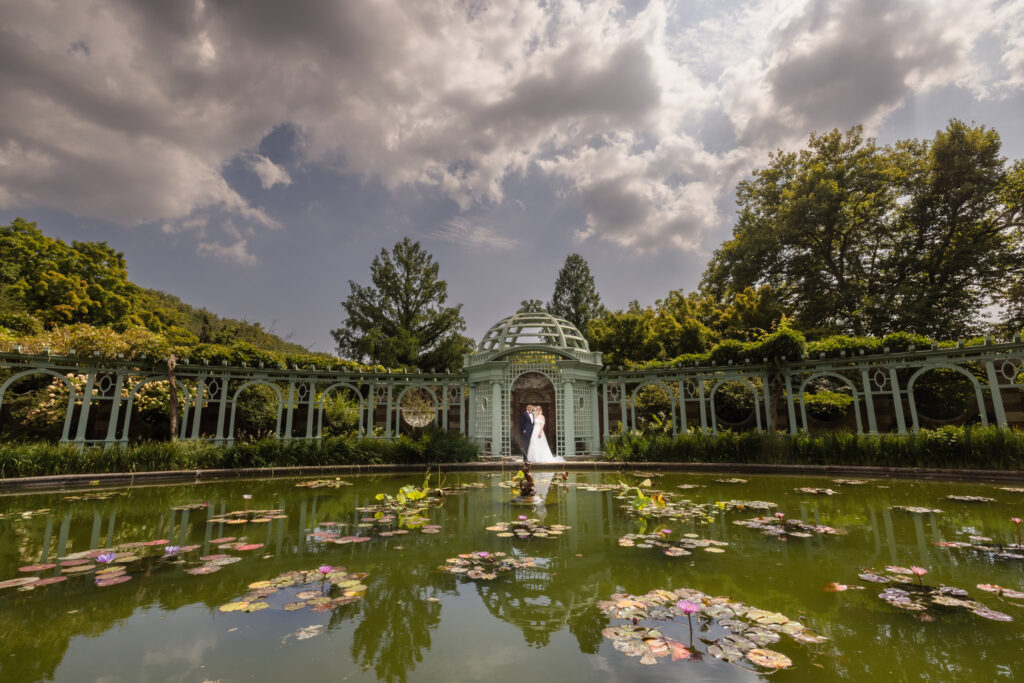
[
  {"left": 186, "top": 565, "right": 221, "bottom": 575},
  {"left": 61, "top": 564, "right": 96, "bottom": 574},
  {"left": 236, "top": 543, "right": 264, "bottom": 551},
  {"left": 747, "top": 648, "right": 792, "bottom": 669},
  {"left": 95, "top": 575, "right": 132, "bottom": 587},
  {"left": 242, "top": 601, "right": 269, "bottom": 612},
  {"left": 219, "top": 601, "right": 250, "bottom": 612},
  {"left": 18, "top": 564, "right": 57, "bottom": 572},
  {"left": 892, "top": 506, "right": 943, "bottom": 514},
  {"left": 59, "top": 559, "right": 90, "bottom": 567},
  {"left": 973, "top": 607, "right": 1013, "bottom": 621},
  {"left": 283, "top": 601, "right": 307, "bottom": 611},
  {"left": 0, "top": 577, "right": 40, "bottom": 589},
  {"left": 208, "top": 556, "right": 242, "bottom": 566},
  {"left": 946, "top": 495, "right": 996, "bottom": 503},
  {"left": 33, "top": 576, "right": 68, "bottom": 586},
  {"left": 210, "top": 537, "right": 236, "bottom": 544}
]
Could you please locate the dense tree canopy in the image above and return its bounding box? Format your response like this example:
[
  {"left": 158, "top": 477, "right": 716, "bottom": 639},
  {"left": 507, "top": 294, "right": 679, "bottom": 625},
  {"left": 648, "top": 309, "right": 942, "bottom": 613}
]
[
  {"left": 548, "top": 253, "right": 605, "bottom": 338},
  {"left": 0, "top": 218, "right": 139, "bottom": 328},
  {"left": 0, "top": 218, "right": 307, "bottom": 353},
  {"left": 332, "top": 238, "right": 473, "bottom": 372},
  {"left": 701, "top": 121, "right": 1024, "bottom": 339}
]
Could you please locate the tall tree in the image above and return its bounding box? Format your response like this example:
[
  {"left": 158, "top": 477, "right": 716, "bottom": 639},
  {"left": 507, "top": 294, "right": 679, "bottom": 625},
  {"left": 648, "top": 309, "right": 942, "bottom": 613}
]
[
  {"left": 548, "top": 253, "right": 606, "bottom": 337},
  {"left": 332, "top": 238, "right": 473, "bottom": 371},
  {"left": 701, "top": 122, "right": 1023, "bottom": 339}
]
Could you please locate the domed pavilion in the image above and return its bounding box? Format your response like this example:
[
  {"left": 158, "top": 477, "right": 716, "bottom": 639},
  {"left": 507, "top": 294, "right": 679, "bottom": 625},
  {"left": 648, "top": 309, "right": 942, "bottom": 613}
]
[{"left": 463, "top": 300, "right": 603, "bottom": 458}]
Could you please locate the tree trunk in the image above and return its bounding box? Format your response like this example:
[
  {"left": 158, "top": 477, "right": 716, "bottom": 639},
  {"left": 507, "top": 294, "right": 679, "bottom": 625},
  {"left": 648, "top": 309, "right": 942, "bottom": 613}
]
[{"left": 167, "top": 355, "right": 178, "bottom": 441}]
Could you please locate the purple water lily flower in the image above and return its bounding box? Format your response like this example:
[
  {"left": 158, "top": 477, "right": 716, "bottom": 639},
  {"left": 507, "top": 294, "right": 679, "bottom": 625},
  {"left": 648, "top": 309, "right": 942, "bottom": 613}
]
[
  {"left": 96, "top": 553, "right": 116, "bottom": 564},
  {"left": 163, "top": 545, "right": 180, "bottom": 556}
]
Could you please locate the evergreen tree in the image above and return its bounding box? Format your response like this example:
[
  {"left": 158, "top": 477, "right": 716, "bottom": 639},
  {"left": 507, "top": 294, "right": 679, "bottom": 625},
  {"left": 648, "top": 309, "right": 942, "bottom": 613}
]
[
  {"left": 331, "top": 238, "right": 473, "bottom": 372},
  {"left": 547, "top": 254, "right": 606, "bottom": 337}
]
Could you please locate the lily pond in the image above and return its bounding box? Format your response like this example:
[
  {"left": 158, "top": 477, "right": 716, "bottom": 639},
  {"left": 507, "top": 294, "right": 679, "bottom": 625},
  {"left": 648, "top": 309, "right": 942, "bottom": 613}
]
[{"left": 3, "top": 471, "right": 1024, "bottom": 682}]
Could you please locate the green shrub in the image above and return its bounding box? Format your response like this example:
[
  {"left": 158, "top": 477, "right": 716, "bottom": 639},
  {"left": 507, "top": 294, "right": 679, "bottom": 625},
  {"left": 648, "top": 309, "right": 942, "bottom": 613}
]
[
  {"left": 0, "top": 430, "right": 480, "bottom": 477},
  {"left": 605, "top": 426, "right": 1024, "bottom": 470},
  {"left": 0, "top": 312, "right": 43, "bottom": 336},
  {"left": 802, "top": 391, "right": 854, "bottom": 421}
]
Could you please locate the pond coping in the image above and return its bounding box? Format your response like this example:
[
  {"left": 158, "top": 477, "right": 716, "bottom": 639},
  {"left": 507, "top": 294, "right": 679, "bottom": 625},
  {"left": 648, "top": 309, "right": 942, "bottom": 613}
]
[{"left": 1, "top": 460, "right": 1023, "bottom": 493}]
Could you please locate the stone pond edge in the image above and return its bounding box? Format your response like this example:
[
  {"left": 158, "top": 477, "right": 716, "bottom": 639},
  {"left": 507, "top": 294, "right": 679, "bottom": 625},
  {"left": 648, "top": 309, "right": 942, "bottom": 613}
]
[{"left": 3, "top": 459, "right": 1024, "bottom": 493}]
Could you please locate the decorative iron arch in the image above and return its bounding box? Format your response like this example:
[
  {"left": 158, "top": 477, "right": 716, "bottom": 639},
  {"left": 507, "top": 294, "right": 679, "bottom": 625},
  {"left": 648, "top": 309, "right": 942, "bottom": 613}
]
[
  {"left": 629, "top": 380, "right": 679, "bottom": 435},
  {"left": 0, "top": 369, "right": 79, "bottom": 442},
  {"left": 316, "top": 381, "right": 366, "bottom": 438},
  {"left": 708, "top": 378, "right": 762, "bottom": 434},
  {"left": 121, "top": 375, "right": 194, "bottom": 442},
  {"left": 797, "top": 371, "right": 863, "bottom": 433},
  {"left": 228, "top": 380, "right": 284, "bottom": 442},
  {"left": 906, "top": 364, "right": 988, "bottom": 430},
  {"left": 395, "top": 385, "right": 439, "bottom": 429}
]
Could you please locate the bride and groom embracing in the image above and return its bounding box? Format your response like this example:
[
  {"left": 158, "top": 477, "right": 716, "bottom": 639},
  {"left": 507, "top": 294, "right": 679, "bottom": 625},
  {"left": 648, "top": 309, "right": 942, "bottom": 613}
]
[{"left": 519, "top": 404, "right": 565, "bottom": 463}]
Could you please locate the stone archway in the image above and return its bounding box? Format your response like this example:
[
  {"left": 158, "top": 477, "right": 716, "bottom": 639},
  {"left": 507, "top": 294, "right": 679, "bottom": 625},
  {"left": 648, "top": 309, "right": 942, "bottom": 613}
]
[{"left": 511, "top": 371, "right": 556, "bottom": 456}]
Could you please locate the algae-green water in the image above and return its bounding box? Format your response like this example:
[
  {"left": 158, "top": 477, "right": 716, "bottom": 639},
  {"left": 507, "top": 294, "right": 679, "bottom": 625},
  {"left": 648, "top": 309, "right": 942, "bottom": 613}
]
[{"left": 2, "top": 471, "right": 1023, "bottom": 682}]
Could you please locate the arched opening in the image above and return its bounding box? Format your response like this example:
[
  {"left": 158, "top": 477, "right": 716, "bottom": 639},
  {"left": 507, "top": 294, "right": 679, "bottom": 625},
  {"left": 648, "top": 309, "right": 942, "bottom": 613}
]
[
  {"left": 232, "top": 382, "right": 282, "bottom": 441},
  {"left": 632, "top": 383, "right": 675, "bottom": 435},
  {"left": 711, "top": 380, "right": 756, "bottom": 427},
  {"left": 125, "top": 378, "right": 188, "bottom": 441},
  {"left": 799, "top": 374, "right": 858, "bottom": 430},
  {"left": 320, "top": 384, "right": 364, "bottom": 437},
  {"left": 910, "top": 367, "right": 980, "bottom": 424},
  {"left": 511, "top": 371, "right": 556, "bottom": 456},
  {"left": 0, "top": 370, "right": 78, "bottom": 441}
]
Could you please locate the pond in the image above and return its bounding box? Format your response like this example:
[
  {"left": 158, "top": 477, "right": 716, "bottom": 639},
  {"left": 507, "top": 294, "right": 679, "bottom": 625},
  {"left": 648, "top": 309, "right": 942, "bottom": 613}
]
[{"left": 1, "top": 469, "right": 1023, "bottom": 682}]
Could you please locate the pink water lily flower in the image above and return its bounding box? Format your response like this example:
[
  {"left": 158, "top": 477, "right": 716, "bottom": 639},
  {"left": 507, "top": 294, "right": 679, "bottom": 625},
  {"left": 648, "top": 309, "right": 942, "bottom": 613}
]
[
  {"left": 518, "top": 515, "right": 527, "bottom": 521},
  {"left": 317, "top": 565, "right": 334, "bottom": 575},
  {"left": 676, "top": 600, "right": 700, "bottom": 615},
  {"left": 477, "top": 551, "right": 490, "bottom": 558}
]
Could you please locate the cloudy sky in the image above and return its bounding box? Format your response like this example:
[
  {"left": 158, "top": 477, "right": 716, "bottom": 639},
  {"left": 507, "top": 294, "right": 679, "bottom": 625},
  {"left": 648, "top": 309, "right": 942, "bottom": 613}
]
[{"left": 2, "top": 0, "right": 1023, "bottom": 351}]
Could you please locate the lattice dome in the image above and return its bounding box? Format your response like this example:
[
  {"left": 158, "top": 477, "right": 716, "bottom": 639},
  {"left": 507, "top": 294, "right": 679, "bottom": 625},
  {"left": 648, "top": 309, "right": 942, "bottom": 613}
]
[{"left": 478, "top": 300, "right": 590, "bottom": 353}]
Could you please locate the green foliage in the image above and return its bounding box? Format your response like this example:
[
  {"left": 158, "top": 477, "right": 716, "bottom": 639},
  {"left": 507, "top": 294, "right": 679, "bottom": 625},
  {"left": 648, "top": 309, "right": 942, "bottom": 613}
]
[
  {"left": 332, "top": 238, "right": 474, "bottom": 372},
  {"left": 322, "top": 390, "right": 361, "bottom": 437},
  {"left": 0, "top": 312, "right": 43, "bottom": 335},
  {"left": 0, "top": 218, "right": 140, "bottom": 329},
  {"left": 548, "top": 253, "right": 606, "bottom": 339},
  {"left": 880, "top": 331, "right": 934, "bottom": 352},
  {"left": 701, "top": 121, "right": 1024, "bottom": 338},
  {"left": 589, "top": 299, "right": 711, "bottom": 367},
  {"left": 0, "top": 430, "right": 480, "bottom": 477},
  {"left": 136, "top": 288, "right": 308, "bottom": 353},
  {"left": 712, "top": 381, "right": 756, "bottom": 422},
  {"left": 0, "top": 218, "right": 311, "bottom": 356},
  {"left": 605, "top": 426, "right": 1024, "bottom": 470},
  {"left": 234, "top": 384, "right": 280, "bottom": 437},
  {"left": 802, "top": 391, "right": 854, "bottom": 421}
]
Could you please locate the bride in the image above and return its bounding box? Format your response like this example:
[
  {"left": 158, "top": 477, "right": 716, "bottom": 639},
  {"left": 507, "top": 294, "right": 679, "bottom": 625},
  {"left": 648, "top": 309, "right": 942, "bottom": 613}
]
[{"left": 527, "top": 406, "right": 565, "bottom": 463}]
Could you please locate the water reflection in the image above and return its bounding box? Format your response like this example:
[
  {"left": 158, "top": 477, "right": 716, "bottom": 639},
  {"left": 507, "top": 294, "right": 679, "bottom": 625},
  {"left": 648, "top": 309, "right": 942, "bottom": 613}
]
[{"left": 0, "top": 473, "right": 1023, "bottom": 682}]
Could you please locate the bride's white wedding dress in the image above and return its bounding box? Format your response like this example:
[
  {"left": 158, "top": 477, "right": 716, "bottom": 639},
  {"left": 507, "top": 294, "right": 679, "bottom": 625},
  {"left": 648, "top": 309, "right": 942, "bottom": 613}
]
[{"left": 527, "top": 415, "right": 565, "bottom": 463}]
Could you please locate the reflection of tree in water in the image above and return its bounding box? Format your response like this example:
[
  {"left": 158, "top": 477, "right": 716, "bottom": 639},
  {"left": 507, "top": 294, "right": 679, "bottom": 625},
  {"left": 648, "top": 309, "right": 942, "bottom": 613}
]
[
  {"left": 328, "top": 560, "right": 445, "bottom": 683},
  {"left": 475, "top": 555, "right": 609, "bottom": 652}
]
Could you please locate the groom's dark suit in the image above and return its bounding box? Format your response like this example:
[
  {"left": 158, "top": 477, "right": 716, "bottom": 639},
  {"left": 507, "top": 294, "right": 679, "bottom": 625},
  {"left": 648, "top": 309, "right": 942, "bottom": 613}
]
[{"left": 519, "top": 409, "right": 534, "bottom": 462}]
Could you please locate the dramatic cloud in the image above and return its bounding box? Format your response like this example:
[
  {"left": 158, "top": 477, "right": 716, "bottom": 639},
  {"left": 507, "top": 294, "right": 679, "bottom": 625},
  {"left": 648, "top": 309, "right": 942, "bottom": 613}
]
[{"left": 1, "top": 0, "right": 1021, "bottom": 259}]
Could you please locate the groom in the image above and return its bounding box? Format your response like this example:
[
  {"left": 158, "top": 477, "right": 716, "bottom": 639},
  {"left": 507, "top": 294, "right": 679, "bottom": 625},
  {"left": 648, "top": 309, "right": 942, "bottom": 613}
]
[{"left": 519, "top": 404, "right": 534, "bottom": 463}]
